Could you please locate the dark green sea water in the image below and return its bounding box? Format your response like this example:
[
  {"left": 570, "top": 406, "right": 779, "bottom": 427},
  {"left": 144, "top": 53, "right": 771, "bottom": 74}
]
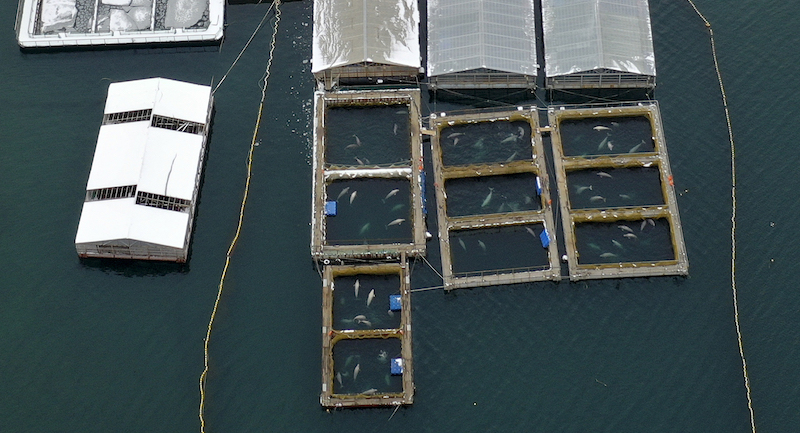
[{"left": 2, "top": 1, "right": 798, "bottom": 431}]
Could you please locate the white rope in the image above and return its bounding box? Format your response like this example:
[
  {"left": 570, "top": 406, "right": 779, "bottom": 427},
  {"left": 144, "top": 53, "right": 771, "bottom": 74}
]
[
  {"left": 420, "top": 255, "right": 444, "bottom": 282},
  {"left": 410, "top": 285, "right": 444, "bottom": 293},
  {"left": 686, "top": 2, "right": 756, "bottom": 432},
  {"left": 212, "top": 1, "right": 278, "bottom": 95}
]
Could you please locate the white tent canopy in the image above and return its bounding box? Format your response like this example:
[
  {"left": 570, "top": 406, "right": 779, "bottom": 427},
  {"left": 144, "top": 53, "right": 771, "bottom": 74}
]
[
  {"left": 104, "top": 78, "right": 212, "bottom": 124},
  {"left": 76, "top": 78, "right": 212, "bottom": 262},
  {"left": 312, "top": 0, "right": 420, "bottom": 74},
  {"left": 542, "top": 0, "right": 656, "bottom": 78},
  {"left": 427, "top": 0, "right": 538, "bottom": 78}
]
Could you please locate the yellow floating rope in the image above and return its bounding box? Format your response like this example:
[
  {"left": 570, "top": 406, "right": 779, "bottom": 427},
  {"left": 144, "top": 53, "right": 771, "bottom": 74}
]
[
  {"left": 686, "top": 2, "right": 756, "bottom": 431},
  {"left": 199, "top": 2, "right": 281, "bottom": 432}
]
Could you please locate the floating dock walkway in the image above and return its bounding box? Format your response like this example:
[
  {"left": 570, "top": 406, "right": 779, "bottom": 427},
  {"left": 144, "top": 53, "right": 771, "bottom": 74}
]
[
  {"left": 312, "top": 89, "right": 422, "bottom": 407},
  {"left": 310, "top": 89, "right": 427, "bottom": 262},
  {"left": 320, "top": 260, "right": 414, "bottom": 407},
  {"left": 548, "top": 102, "right": 689, "bottom": 280},
  {"left": 430, "top": 108, "right": 561, "bottom": 289}
]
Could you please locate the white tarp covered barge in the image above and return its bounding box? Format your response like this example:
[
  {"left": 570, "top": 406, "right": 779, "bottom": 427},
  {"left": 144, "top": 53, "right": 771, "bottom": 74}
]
[
  {"left": 542, "top": 0, "right": 656, "bottom": 89},
  {"left": 15, "top": 0, "right": 223, "bottom": 48},
  {"left": 75, "top": 78, "right": 213, "bottom": 263},
  {"left": 427, "top": 0, "right": 539, "bottom": 89},
  {"left": 312, "top": 0, "right": 421, "bottom": 88}
]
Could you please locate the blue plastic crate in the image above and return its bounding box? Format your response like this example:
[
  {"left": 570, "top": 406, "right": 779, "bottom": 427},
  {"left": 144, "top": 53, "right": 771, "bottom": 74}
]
[
  {"left": 324, "top": 201, "right": 337, "bottom": 216},
  {"left": 389, "top": 294, "right": 402, "bottom": 311},
  {"left": 539, "top": 228, "right": 550, "bottom": 248},
  {"left": 391, "top": 358, "right": 403, "bottom": 375}
]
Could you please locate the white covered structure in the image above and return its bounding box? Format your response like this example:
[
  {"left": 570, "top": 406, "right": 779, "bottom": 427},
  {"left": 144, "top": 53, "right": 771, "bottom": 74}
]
[
  {"left": 75, "top": 78, "right": 213, "bottom": 263},
  {"left": 312, "top": 0, "right": 421, "bottom": 87},
  {"left": 542, "top": 0, "right": 656, "bottom": 89},
  {"left": 15, "top": 0, "right": 224, "bottom": 48},
  {"left": 427, "top": 0, "right": 539, "bottom": 89}
]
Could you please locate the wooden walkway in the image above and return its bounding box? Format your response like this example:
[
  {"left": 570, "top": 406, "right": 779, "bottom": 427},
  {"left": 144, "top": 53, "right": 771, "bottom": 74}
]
[
  {"left": 319, "top": 260, "right": 414, "bottom": 407},
  {"left": 310, "top": 89, "right": 426, "bottom": 261},
  {"left": 547, "top": 102, "right": 689, "bottom": 280},
  {"left": 429, "top": 108, "right": 562, "bottom": 290}
]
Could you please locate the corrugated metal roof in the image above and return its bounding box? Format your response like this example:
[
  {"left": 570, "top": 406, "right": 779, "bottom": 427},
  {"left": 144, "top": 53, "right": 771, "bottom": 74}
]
[
  {"left": 312, "top": 0, "right": 420, "bottom": 73},
  {"left": 427, "top": 0, "right": 538, "bottom": 77},
  {"left": 542, "top": 0, "right": 656, "bottom": 77}
]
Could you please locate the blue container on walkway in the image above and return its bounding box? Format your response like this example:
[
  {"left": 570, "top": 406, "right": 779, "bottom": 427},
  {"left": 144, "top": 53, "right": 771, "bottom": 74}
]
[
  {"left": 389, "top": 294, "right": 402, "bottom": 311},
  {"left": 325, "top": 201, "right": 337, "bottom": 216},
  {"left": 391, "top": 358, "right": 404, "bottom": 375}
]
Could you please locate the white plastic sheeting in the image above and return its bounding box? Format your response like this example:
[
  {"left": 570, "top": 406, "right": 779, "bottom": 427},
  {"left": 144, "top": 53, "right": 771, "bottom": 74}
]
[
  {"left": 76, "top": 78, "right": 211, "bottom": 252},
  {"left": 312, "top": 0, "right": 420, "bottom": 73},
  {"left": 542, "top": 0, "right": 656, "bottom": 77},
  {"left": 76, "top": 199, "right": 190, "bottom": 248},
  {"left": 427, "top": 0, "right": 538, "bottom": 78},
  {"left": 104, "top": 78, "right": 211, "bottom": 124}
]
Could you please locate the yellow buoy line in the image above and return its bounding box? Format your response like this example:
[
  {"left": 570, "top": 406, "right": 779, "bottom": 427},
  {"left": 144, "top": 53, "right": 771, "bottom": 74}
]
[
  {"left": 199, "top": 2, "right": 281, "bottom": 432},
  {"left": 686, "top": 1, "right": 755, "bottom": 431}
]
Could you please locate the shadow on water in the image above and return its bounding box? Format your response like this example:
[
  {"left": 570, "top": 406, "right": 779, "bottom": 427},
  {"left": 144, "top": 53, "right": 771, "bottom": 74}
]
[
  {"left": 547, "top": 88, "right": 653, "bottom": 105},
  {"left": 451, "top": 223, "right": 549, "bottom": 274},
  {"left": 333, "top": 338, "right": 403, "bottom": 395},
  {"left": 575, "top": 218, "right": 675, "bottom": 264},
  {"left": 567, "top": 167, "right": 664, "bottom": 209},
  {"left": 332, "top": 274, "right": 401, "bottom": 331},
  {"left": 19, "top": 42, "right": 222, "bottom": 55},
  {"left": 440, "top": 120, "right": 532, "bottom": 166},
  {"left": 429, "top": 87, "right": 537, "bottom": 107},
  {"left": 79, "top": 257, "right": 189, "bottom": 277},
  {"left": 325, "top": 178, "right": 412, "bottom": 245},
  {"left": 559, "top": 116, "right": 654, "bottom": 157},
  {"left": 325, "top": 105, "right": 410, "bottom": 166},
  {"left": 445, "top": 173, "right": 542, "bottom": 217}
]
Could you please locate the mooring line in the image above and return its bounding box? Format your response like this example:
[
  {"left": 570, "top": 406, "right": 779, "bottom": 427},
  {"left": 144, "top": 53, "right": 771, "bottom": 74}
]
[
  {"left": 410, "top": 285, "right": 444, "bottom": 293},
  {"left": 199, "top": 2, "right": 281, "bottom": 432},
  {"left": 420, "top": 255, "right": 444, "bottom": 282},
  {"left": 686, "top": 2, "right": 755, "bottom": 431},
  {"left": 212, "top": 1, "right": 278, "bottom": 95}
]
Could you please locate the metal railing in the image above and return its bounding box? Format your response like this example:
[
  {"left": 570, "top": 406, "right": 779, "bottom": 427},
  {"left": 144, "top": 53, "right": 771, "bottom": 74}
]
[
  {"left": 547, "top": 73, "right": 655, "bottom": 90},
  {"left": 453, "top": 264, "right": 553, "bottom": 279}
]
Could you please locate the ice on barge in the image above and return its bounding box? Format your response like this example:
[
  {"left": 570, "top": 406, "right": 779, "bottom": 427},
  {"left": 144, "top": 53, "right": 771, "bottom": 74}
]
[
  {"left": 75, "top": 77, "right": 213, "bottom": 263},
  {"left": 15, "top": 0, "right": 223, "bottom": 48}
]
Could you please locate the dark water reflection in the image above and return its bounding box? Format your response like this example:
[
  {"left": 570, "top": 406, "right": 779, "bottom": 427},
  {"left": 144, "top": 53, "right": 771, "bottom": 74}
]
[
  {"left": 440, "top": 120, "right": 532, "bottom": 166},
  {"left": 332, "top": 273, "right": 401, "bottom": 331},
  {"left": 445, "top": 173, "right": 542, "bottom": 217},
  {"left": 567, "top": 167, "right": 664, "bottom": 209},
  {"left": 560, "top": 116, "right": 654, "bottom": 157},
  {"left": 575, "top": 218, "right": 675, "bottom": 264},
  {"left": 332, "top": 338, "right": 403, "bottom": 395},
  {"left": 325, "top": 105, "right": 410, "bottom": 166},
  {"left": 450, "top": 224, "right": 550, "bottom": 274},
  {"left": 325, "top": 178, "right": 412, "bottom": 244}
]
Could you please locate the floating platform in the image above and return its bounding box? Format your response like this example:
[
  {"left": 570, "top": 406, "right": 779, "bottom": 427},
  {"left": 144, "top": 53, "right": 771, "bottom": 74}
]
[
  {"left": 75, "top": 77, "right": 213, "bottom": 263},
  {"left": 310, "top": 89, "right": 427, "bottom": 261},
  {"left": 548, "top": 102, "right": 688, "bottom": 280},
  {"left": 430, "top": 108, "right": 561, "bottom": 290},
  {"left": 320, "top": 261, "right": 414, "bottom": 408},
  {"left": 15, "top": 0, "right": 223, "bottom": 48},
  {"left": 311, "top": 0, "right": 421, "bottom": 89}
]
